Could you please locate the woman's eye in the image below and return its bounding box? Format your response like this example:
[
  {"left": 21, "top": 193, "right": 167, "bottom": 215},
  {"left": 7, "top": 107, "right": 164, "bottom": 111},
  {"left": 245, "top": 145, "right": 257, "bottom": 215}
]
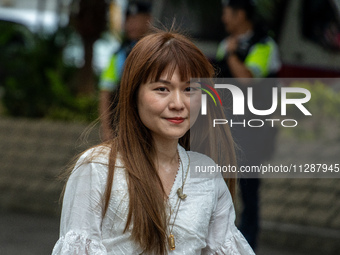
[
  {"left": 155, "top": 87, "right": 168, "bottom": 92},
  {"left": 185, "top": 87, "right": 199, "bottom": 92}
]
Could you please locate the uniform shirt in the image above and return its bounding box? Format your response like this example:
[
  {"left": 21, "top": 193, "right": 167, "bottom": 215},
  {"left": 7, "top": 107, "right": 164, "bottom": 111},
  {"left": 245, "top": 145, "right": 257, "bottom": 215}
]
[
  {"left": 216, "top": 31, "right": 281, "bottom": 78},
  {"left": 99, "top": 41, "right": 136, "bottom": 92}
]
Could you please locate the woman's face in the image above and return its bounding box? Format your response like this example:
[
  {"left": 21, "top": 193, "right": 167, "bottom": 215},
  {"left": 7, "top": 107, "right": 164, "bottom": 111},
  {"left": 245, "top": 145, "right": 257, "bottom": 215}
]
[{"left": 137, "top": 66, "right": 202, "bottom": 142}]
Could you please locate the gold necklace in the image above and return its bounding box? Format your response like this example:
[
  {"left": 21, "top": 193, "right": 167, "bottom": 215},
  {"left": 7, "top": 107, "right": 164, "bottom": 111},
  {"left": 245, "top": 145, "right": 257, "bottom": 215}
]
[{"left": 168, "top": 151, "right": 190, "bottom": 251}]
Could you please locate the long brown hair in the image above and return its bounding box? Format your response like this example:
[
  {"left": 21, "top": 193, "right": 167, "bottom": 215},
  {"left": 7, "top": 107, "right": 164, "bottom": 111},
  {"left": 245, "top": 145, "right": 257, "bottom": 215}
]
[{"left": 101, "top": 29, "right": 237, "bottom": 254}]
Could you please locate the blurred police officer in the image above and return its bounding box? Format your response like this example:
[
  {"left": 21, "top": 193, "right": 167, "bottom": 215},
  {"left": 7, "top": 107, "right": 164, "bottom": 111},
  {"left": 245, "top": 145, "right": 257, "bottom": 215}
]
[
  {"left": 99, "top": 1, "right": 152, "bottom": 141},
  {"left": 216, "top": 0, "right": 281, "bottom": 79},
  {"left": 215, "top": 0, "right": 281, "bottom": 250}
]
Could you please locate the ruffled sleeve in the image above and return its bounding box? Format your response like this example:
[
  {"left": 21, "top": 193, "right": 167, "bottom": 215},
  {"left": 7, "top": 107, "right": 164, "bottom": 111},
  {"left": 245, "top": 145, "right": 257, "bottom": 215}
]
[
  {"left": 203, "top": 177, "right": 255, "bottom": 255},
  {"left": 52, "top": 149, "right": 109, "bottom": 255},
  {"left": 52, "top": 230, "right": 107, "bottom": 255}
]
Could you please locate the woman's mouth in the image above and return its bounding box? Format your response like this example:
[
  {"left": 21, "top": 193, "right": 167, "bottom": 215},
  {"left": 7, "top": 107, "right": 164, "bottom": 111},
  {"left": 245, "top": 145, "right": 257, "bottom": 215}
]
[{"left": 165, "top": 117, "right": 185, "bottom": 124}]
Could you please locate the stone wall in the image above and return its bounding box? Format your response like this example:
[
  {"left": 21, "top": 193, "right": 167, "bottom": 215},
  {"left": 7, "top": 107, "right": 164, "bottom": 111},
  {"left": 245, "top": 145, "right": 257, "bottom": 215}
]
[
  {"left": 257, "top": 125, "right": 340, "bottom": 255},
  {"left": 0, "top": 117, "right": 100, "bottom": 215}
]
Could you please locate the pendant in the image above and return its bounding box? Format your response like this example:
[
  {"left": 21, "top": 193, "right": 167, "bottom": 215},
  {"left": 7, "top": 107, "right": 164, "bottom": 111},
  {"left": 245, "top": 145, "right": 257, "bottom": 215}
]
[
  {"left": 177, "top": 188, "right": 187, "bottom": 200},
  {"left": 168, "top": 234, "right": 175, "bottom": 250}
]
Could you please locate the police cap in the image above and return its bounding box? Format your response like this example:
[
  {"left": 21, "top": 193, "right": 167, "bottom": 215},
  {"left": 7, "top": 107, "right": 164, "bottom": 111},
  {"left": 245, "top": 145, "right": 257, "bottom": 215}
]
[{"left": 126, "top": 1, "right": 152, "bottom": 16}]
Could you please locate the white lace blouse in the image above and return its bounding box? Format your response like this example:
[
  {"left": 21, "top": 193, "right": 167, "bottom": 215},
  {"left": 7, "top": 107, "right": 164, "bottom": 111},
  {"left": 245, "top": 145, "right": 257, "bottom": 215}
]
[{"left": 52, "top": 145, "right": 255, "bottom": 255}]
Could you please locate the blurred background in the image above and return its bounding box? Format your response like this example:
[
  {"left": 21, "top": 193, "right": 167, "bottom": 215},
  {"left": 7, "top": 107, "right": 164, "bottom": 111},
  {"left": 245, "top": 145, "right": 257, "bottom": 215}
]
[{"left": 0, "top": 0, "right": 340, "bottom": 254}]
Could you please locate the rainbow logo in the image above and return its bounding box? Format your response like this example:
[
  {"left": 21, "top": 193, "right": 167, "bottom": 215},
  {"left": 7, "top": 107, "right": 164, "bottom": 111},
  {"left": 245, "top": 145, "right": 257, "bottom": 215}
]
[{"left": 197, "top": 82, "right": 223, "bottom": 106}]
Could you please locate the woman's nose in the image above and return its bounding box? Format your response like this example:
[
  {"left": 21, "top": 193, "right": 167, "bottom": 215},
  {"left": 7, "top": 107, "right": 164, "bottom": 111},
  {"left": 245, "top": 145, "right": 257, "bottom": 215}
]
[{"left": 169, "top": 91, "right": 185, "bottom": 110}]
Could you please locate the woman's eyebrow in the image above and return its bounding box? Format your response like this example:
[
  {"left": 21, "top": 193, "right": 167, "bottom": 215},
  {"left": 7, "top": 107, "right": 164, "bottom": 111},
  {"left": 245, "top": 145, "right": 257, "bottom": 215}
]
[
  {"left": 157, "top": 79, "right": 171, "bottom": 84},
  {"left": 155, "top": 79, "right": 191, "bottom": 85}
]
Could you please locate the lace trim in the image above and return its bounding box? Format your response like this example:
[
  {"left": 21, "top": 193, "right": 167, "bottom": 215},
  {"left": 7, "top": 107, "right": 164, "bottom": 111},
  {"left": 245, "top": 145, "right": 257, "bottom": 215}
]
[
  {"left": 214, "top": 239, "right": 241, "bottom": 255},
  {"left": 52, "top": 230, "right": 107, "bottom": 255},
  {"left": 207, "top": 230, "right": 255, "bottom": 255}
]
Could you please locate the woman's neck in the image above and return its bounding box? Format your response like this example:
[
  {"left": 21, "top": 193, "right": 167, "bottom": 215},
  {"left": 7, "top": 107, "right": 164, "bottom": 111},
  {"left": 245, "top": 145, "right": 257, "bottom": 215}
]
[{"left": 152, "top": 136, "right": 179, "bottom": 170}]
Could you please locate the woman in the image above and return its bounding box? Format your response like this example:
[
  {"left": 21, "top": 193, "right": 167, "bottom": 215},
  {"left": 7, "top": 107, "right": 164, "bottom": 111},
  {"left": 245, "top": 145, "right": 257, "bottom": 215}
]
[{"left": 52, "top": 29, "right": 254, "bottom": 254}]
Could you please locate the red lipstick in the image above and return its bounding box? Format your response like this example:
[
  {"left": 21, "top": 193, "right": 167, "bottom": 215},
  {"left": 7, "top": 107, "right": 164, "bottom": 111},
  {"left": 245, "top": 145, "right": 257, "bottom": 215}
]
[{"left": 166, "top": 117, "right": 185, "bottom": 124}]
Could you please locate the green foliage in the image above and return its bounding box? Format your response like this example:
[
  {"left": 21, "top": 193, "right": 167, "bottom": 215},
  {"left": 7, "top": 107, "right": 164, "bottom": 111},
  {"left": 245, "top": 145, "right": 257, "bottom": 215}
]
[
  {"left": 287, "top": 81, "right": 340, "bottom": 119},
  {"left": 0, "top": 21, "right": 34, "bottom": 53},
  {"left": 254, "top": 0, "right": 287, "bottom": 39},
  {"left": 47, "top": 95, "right": 98, "bottom": 122},
  {"left": 256, "top": 0, "right": 282, "bottom": 23},
  {"left": 284, "top": 81, "right": 340, "bottom": 140},
  {"left": 45, "top": 69, "right": 98, "bottom": 122},
  {"left": 0, "top": 24, "right": 98, "bottom": 122}
]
